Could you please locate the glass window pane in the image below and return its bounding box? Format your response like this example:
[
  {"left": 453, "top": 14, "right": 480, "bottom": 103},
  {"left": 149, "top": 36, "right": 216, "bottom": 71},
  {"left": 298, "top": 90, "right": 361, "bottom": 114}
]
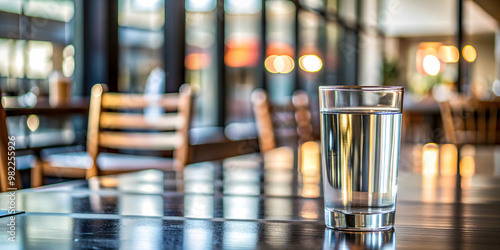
[
  {"left": 358, "top": 30, "right": 382, "bottom": 86},
  {"left": 118, "top": 0, "right": 165, "bottom": 93},
  {"left": 298, "top": 10, "right": 325, "bottom": 94},
  {"left": 0, "top": 1, "right": 75, "bottom": 97},
  {"left": 325, "top": 22, "right": 339, "bottom": 85},
  {"left": 266, "top": 0, "right": 296, "bottom": 104},
  {"left": 185, "top": 7, "right": 218, "bottom": 126},
  {"left": 24, "top": 0, "right": 75, "bottom": 22},
  {"left": 338, "top": 0, "right": 356, "bottom": 24},
  {"left": 225, "top": 0, "right": 262, "bottom": 123}
]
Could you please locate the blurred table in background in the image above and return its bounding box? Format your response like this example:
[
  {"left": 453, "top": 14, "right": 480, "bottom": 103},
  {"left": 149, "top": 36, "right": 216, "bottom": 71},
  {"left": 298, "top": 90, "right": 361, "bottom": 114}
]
[
  {"left": 4, "top": 97, "right": 90, "bottom": 117},
  {"left": 1, "top": 146, "right": 500, "bottom": 249}
]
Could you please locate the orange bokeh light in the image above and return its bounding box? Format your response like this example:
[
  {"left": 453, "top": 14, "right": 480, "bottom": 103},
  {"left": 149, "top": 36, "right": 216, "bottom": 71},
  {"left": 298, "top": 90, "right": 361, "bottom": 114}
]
[
  {"left": 185, "top": 53, "right": 211, "bottom": 70},
  {"left": 462, "top": 45, "right": 477, "bottom": 63},
  {"left": 266, "top": 42, "right": 294, "bottom": 57},
  {"left": 440, "top": 144, "right": 457, "bottom": 177},
  {"left": 438, "top": 45, "right": 459, "bottom": 63},
  {"left": 224, "top": 39, "right": 259, "bottom": 68}
]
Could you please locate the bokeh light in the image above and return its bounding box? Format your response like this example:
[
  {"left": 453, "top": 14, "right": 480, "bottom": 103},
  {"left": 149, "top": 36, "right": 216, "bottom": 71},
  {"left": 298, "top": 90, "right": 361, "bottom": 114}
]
[
  {"left": 460, "top": 156, "right": 475, "bottom": 177},
  {"left": 462, "top": 45, "right": 477, "bottom": 63},
  {"left": 422, "top": 143, "right": 439, "bottom": 177},
  {"left": 440, "top": 144, "right": 457, "bottom": 177},
  {"left": 185, "top": 53, "right": 211, "bottom": 70},
  {"left": 422, "top": 55, "right": 440, "bottom": 76},
  {"left": 225, "top": 39, "right": 259, "bottom": 68},
  {"left": 459, "top": 145, "right": 475, "bottom": 177},
  {"left": 299, "top": 54, "right": 322, "bottom": 73},
  {"left": 438, "top": 45, "right": 459, "bottom": 63},
  {"left": 27, "top": 115, "right": 40, "bottom": 132},
  {"left": 265, "top": 55, "right": 294, "bottom": 74}
]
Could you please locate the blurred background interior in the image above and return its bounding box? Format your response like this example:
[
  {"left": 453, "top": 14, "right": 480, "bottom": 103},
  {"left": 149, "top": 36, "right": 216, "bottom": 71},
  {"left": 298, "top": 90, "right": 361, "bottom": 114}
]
[{"left": 1, "top": 0, "right": 499, "bottom": 187}]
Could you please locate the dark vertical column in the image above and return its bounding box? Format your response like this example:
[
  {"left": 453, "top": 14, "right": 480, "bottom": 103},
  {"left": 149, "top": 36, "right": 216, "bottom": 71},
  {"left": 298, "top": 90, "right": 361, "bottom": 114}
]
[
  {"left": 260, "top": 0, "right": 267, "bottom": 90},
  {"left": 456, "top": 0, "right": 464, "bottom": 196},
  {"left": 456, "top": 0, "right": 464, "bottom": 93},
  {"left": 106, "top": 0, "right": 119, "bottom": 92},
  {"left": 216, "top": 0, "right": 226, "bottom": 126},
  {"left": 164, "top": 0, "right": 186, "bottom": 93},
  {"left": 454, "top": 3, "right": 464, "bottom": 244},
  {"left": 73, "top": 0, "right": 84, "bottom": 96},
  {"left": 82, "top": 0, "right": 119, "bottom": 95},
  {"left": 293, "top": 0, "right": 300, "bottom": 90}
]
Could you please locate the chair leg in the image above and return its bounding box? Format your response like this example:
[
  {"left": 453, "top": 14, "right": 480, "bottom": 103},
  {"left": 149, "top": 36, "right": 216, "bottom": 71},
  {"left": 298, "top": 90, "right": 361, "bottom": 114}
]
[{"left": 31, "top": 158, "right": 44, "bottom": 188}]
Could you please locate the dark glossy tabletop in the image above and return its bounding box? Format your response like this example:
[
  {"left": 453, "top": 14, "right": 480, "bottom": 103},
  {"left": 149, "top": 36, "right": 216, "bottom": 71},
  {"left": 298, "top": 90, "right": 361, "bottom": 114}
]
[{"left": 1, "top": 146, "right": 500, "bottom": 249}]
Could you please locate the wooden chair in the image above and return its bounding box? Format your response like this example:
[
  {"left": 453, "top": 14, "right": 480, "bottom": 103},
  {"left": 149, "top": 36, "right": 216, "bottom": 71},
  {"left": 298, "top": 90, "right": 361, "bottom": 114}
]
[
  {"left": 32, "top": 83, "right": 192, "bottom": 186},
  {"left": 0, "top": 90, "right": 23, "bottom": 192},
  {"left": 251, "top": 89, "right": 315, "bottom": 152},
  {"left": 439, "top": 96, "right": 499, "bottom": 145},
  {"left": 292, "top": 90, "right": 315, "bottom": 144}
]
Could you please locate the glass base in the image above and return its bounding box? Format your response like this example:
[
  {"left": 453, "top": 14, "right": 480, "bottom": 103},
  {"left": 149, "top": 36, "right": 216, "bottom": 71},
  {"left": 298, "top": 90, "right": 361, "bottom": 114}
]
[{"left": 325, "top": 210, "right": 395, "bottom": 231}]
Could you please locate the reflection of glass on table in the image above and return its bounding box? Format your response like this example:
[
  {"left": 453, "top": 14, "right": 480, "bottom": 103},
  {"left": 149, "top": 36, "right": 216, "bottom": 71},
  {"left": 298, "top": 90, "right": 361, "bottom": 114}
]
[{"left": 323, "top": 228, "right": 395, "bottom": 249}]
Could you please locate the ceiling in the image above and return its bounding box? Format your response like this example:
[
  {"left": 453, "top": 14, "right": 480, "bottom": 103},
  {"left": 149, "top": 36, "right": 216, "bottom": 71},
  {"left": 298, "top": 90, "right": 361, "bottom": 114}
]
[{"left": 383, "top": 0, "right": 498, "bottom": 37}]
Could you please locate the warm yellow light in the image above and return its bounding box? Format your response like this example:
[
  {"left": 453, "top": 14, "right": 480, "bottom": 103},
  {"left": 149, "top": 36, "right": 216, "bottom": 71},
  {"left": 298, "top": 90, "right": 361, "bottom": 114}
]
[
  {"left": 422, "top": 55, "right": 441, "bottom": 76},
  {"left": 440, "top": 144, "right": 457, "bottom": 176},
  {"left": 422, "top": 173, "right": 437, "bottom": 203},
  {"left": 299, "top": 54, "right": 322, "bottom": 73},
  {"left": 185, "top": 53, "right": 211, "bottom": 70},
  {"left": 422, "top": 143, "right": 439, "bottom": 177},
  {"left": 459, "top": 145, "right": 475, "bottom": 177},
  {"left": 27, "top": 115, "right": 40, "bottom": 132},
  {"left": 265, "top": 55, "right": 294, "bottom": 74},
  {"left": 438, "top": 45, "right": 459, "bottom": 63},
  {"left": 301, "top": 183, "right": 320, "bottom": 198},
  {"left": 300, "top": 141, "right": 320, "bottom": 184},
  {"left": 460, "top": 156, "right": 475, "bottom": 177},
  {"left": 462, "top": 45, "right": 477, "bottom": 63}
]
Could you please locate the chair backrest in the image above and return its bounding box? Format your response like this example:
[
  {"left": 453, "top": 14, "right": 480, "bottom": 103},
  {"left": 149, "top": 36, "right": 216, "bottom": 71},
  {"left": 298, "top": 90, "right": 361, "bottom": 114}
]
[
  {"left": 251, "top": 89, "right": 276, "bottom": 152},
  {"left": 0, "top": 90, "right": 22, "bottom": 192},
  {"left": 292, "top": 90, "right": 314, "bottom": 144},
  {"left": 86, "top": 84, "right": 192, "bottom": 178},
  {"left": 439, "top": 96, "right": 499, "bottom": 145},
  {"left": 251, "top": 89, "right": 315, "bottom": 152}
]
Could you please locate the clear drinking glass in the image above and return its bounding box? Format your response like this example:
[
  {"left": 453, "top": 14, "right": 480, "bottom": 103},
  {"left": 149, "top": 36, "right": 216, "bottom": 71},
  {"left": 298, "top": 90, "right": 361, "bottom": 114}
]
[{"left": 319, "top": 86, "right": 404, "bottom": 231}]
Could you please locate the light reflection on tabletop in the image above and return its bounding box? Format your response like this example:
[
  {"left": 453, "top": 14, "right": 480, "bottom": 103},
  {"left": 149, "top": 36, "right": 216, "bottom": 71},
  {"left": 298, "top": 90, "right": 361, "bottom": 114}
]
[{"left": 0, "top": 143, "right": 499, "bottom": 248}]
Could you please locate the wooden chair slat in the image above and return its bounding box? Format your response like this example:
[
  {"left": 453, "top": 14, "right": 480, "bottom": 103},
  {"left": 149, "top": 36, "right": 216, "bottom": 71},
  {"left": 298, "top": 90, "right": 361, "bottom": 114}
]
[
  {"left": 100, "top": 112, "right": 180, "bottom": 130},
  {"left": 101, "top": 93, "right": 179, "bottom": 110},
  {"left": 99, "top": 132, "right": 182, "bottom": 150}
]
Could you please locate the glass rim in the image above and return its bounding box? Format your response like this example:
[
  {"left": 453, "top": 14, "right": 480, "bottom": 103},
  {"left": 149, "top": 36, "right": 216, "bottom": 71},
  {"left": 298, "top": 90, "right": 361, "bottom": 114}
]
[{"left": 319, "top": 85, "right": 404, "bottom": 92}]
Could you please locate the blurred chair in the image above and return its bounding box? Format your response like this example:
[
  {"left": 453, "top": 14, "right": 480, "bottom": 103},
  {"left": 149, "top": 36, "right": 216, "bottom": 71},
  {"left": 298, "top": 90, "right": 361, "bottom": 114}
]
[
  {"left": 439, "top": 96, "right": 499, "bottom": 145},
  {"left": 292, "top": 90, "right": 315, "bottom": 144},
  {"left": 0, "top": 90, "right": 23, "bottom": 192},
  {"left": 251, "top": 89, "right": 314, "bottom": 152},
  {"left": 32, "top": 84, "right": 192, "bottom": 186}
]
